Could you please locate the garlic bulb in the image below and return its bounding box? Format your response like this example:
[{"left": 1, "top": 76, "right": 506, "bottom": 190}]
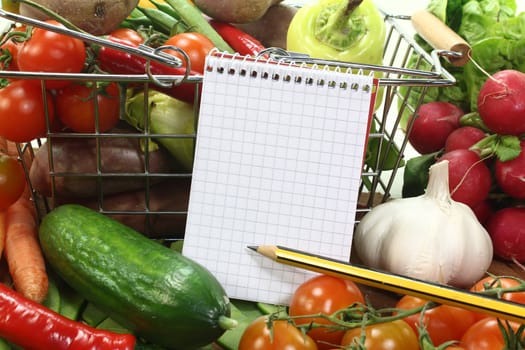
[{"left": 353, "top": 160, "right": 493, "bottom": 288}]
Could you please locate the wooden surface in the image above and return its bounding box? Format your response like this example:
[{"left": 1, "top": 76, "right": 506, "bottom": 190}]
[{"left": 350, "top": 252, "right": 525, "bottom": 309}]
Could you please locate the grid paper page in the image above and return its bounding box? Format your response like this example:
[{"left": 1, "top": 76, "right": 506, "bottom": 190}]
[{"left": 182, "top": 54, "right": 375, "bottom": 305}]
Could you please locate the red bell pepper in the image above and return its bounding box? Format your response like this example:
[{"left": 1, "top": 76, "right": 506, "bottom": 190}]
[
  {"left": 0, "top": 283, "right": 136, "bottom": 350},
  {"left": 96, "top": 37, "right": 201, "bottom": 105},
  {"left": 208, "top": 20, "right": 266, "bottom": 56}
]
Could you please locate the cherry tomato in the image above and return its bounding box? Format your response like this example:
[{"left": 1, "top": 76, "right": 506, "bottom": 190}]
[
  {"left": 340, "top": 319, "right": 419, "bottom": 350},
  {"left": 0, "top": 154, "right": 26, "bottom": 210},
  {"left": 289, "top": 275, "right": 365, "bottom": 350},
  {"left": 470, "top": 276, "right": 525, "bottom": 321},
  {"left": 109, "top": 28, "right": 144, "bottom": 46},
  {"left": 56, "top": 82, "right": 120, "bottom": 133},
  {"left": 460, "top": 317, "right": 523, "bottom": 350},
  {"left": 239, "top": 315, "right": 317, "bottom": 350},
  {"left": 17, "top": 20, "right": 86, "bottom": 89},
  {"left": 163, "top": 32, "right": 215, "bottom": 73},
  {"left": 0, "top": 80, "right": 55, "bottom": 142},
  {"left": 395, "top": 295, "right": 477, "bottom": 347}
]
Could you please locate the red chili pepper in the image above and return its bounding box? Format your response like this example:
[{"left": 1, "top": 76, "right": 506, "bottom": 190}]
[
  {"left": 0, "top": 283, "right": 136, "bottom": 350},
  {"left": 208, "top": 20, "right": 266, "bottom": 56},
  {"left": 96, "top": 37, "right": 201, "bottom": 104}
]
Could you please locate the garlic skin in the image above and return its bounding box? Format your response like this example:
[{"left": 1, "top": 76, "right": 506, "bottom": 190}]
[{"left": 353, "top": 160, "right": 493, "bottom": 288}]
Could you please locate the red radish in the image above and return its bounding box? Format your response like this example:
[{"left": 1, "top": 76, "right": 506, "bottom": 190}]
[
  {"left": 486, "top": 206, "right": 525, "bottom": 262},
  {"left": 407, "top": 101, "right": 464, "bottom": 154},
  {"left": 477, "top": 69, "right": 525, "bottom": 135},
  {"left": 444, "top": 126, "right": 486, "bottom": 152},
  {"left": 438, "top": 149, "right": 492, "bottom": 208},
  {"left": 495, "top": 139, "right": 525, "bottom": 199},
  {"left": 472, "top": 199, "right": 493, "bottom": 226}
]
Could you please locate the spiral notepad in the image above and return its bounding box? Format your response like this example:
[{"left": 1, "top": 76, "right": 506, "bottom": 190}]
[{"left": 182, "top": 53, "right": 377, "bottom": 305}]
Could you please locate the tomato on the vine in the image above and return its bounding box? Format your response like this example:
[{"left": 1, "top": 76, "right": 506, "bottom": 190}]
[
  {"left": 395, "top": 295, "right": 477, "bottom": 346},
  {"left": 56, "top": 82, "right": 120, "bottom": 133},
  {"left": 460, "top": 317, "right": 524, "bottom": 350},
  {"left": 239, "top": 315, "right": 317, "bottom": 350},
  {"left": 470, "top": 276, "right": 525, "bottom": 320},
  {"left": 109, "top": 28, "right": 144, "bottom": 46},
  {"left": 17, "top": 20, "right": 86, "bottom": 89},
  {"left": 288, "top": 275, "right": 365, "bottom": 350},
  {"left": 0, "top": 154, "right": 26, "bottom": 210},
  {"left": 163, "top": 32, "right": 215, "bottom": 73},
  {"left": 0, "top": 79, "right": 55, "bottom": 142},
  {"left": 340, "top": 319, "right": 419, "bottom": 350}
]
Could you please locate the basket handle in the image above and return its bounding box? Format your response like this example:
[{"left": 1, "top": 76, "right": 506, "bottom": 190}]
[
  {"left": 0, "top": 8, "right": 182, "bottom": 68},
  {"left": 411, "top": 10, "right": 471, "bottom": 67}
]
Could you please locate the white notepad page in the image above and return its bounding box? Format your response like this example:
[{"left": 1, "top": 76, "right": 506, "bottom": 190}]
[{"left": 182, "top": 53, "right": 376, "bottom": 305}]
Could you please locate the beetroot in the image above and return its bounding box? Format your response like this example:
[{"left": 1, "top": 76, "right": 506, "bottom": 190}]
[
  {"left": 444, "top": 126, "right": 486, "bottom": 153},
  {"left": 495, "top": 139, "right": 525, "bottom": 199},
  {"left": 407, "top": 101, "right": 464, "bottom": 154},
  {"left": 486, "top": 206, "right": 525, "bottom": 262},
  {"left": 477, "top": 69, "right": 525, "bottom": 136},
  {"left": 438, "top": 149, "right": 492, "bottom": 208}
]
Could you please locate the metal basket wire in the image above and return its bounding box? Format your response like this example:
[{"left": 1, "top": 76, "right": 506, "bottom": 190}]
[{"left": 0, "top": 9, "right": 456, "bottom": 239}]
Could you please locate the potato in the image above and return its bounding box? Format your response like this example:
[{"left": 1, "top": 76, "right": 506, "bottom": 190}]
[
  {"left": 56, "top": 178, "right": 191, "bottom": 237},
  {"left": 236, "top": 4, "right": 298, "bottom": 49},
  {"left": 29, "top": 131, "right": 177, "bottom": 199},
  {"left": 19, "top": 0, "right": 139, "bottom": 35},
  {"left": 193, "top": 0, "right": 283, "bottom": 24}
]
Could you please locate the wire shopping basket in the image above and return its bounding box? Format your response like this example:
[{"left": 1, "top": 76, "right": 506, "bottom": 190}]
[{"left": 0, "top": 9, "right": 458, "bottom": 239}]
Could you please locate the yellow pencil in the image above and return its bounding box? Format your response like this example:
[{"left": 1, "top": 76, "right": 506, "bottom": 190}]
[{"left": 248, "top": 245, "right": 525, "bottom": 323}]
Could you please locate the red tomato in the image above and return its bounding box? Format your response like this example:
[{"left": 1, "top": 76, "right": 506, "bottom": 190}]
[
  {"left": 470, "top": 276, "right": 525, "bottom": 320},
  {"left": 395, "top": 295, "right": 477, "bottom": 346},
  {"left": 56, "top": 82, "right": 120, "bottom": 133},
  {"left": 460, "top": 317, "right": 523, "bottom": 350},
  {"left": 163, "top": 32, "right": 215, "bottom": 73},
  {"left": 109, "top": 28, "right": 144, "bottom": 46},
  {"left": 0, "top": 154, "right": 26, "bottom": 210},
  {"left": 239, "top": 315, "right": 317, "bottom": 350},
  {"left": 17, "top": 20, "right": 86, "bottom": 89},
  {"left": 0, "top": 80, "right": 55, "bottom": 142},
  {"left": 0, "top": 37, "right": 21, "bottom": 71},
  {"left": 289, "top": 275, "right": 365, "bottom": 350},
  {"left": 340, "top": 320, "right": 419, "bottom": 350}
]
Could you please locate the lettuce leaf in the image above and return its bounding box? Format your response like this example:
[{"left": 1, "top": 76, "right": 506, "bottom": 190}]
[
  {"left": 458, "top": 0, "right": 517, "bottom": 43},
  {"left": 399, "top": 0, "right": 523, "bottom": 129}
]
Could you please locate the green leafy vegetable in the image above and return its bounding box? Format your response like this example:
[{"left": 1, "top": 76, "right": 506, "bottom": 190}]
[
  {"left": 402, "top": 152, "right": 438, "bottom": 198},
  {"left": 399, "top": 0, "right": 524, "bottom": 129},
  {"left": 471, "top": 134, "right": 522, "bottom": 161}
]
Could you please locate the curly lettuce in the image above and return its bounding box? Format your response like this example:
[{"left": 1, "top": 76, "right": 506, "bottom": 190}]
[{"left": 399, "top": 0, "right": 523, "bottom": 129}]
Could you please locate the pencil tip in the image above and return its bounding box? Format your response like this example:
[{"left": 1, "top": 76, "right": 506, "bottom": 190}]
[{"left": 247, "top": 245, "right": 258, "bottom": 251}]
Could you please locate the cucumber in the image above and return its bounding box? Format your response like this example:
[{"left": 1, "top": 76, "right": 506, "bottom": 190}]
[{"left": 39, "top": 204, "right": 235, "bottom": 350}]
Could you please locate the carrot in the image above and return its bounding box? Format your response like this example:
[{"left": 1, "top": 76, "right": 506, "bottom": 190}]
[{"left": 4, "top": 185, "right": 48, "bottom": 303}]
